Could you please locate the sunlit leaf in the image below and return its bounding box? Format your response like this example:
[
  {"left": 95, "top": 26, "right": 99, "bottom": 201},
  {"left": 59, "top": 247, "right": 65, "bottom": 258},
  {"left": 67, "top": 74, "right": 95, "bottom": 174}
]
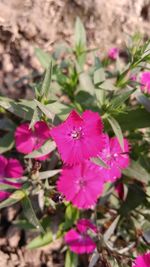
[
  {"left": 65, "top": 250, "right": 78, "bottom": 267},
  {"left": 35, "top": 47, "right": 52, "bottom": 69},
  {"left": 27, "top": 231, "right": 53, "bottom": 249},
  {"left": 25, "top": 140, "right": 56, "bottom": 159},
  {"left": 107, "top": 116, "right": 124, "bottom": 150},
  {"left": 0, "top": 190, "right": 25, "bottom": 209},
  {"left": 123, "top": 160, "right": 150, "bottom": 183},
  {"left": 22, "top": 196, "right": 44, "bottom": 233}
]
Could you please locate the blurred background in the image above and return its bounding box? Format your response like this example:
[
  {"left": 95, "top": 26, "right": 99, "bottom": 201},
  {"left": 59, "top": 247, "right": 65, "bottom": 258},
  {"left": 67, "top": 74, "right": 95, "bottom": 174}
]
[{"left": 0, "top": 0, "right": 150, "bottom": 99}]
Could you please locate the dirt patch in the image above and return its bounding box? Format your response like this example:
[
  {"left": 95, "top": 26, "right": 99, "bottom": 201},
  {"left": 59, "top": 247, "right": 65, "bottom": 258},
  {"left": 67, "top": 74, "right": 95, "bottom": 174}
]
[{"left": 0, "top": 0, "right": 150, "bottom": 99}]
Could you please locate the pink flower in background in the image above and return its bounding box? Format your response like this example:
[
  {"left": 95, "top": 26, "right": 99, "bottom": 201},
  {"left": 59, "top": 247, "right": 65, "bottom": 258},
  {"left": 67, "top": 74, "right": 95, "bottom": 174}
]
[
  {"left": 108, "top": 47, "right": 119, "bottom": 60},
  {"left": 130, "top": 74, "right": 137, "bottom": 82},
  {"left": 0, "top": 155, "right": 24, "bottom": 200},
  {"left": 140, "top": 71, "right": 150, "bottom": 94},
  {"left": 51, "top": 110, "right": 104, "bottom": 165},
  {"left": 15, "top": 121, "right": 51, "bottom": 161},
  {"left": 132, "top": 252, "right": 150, "bottom": 267},
  {"left": 0, "top": 191, "right": 11, "bottom": 201},
  {"left": 57, "top": 160, "right": 104, "bottom": 209},
  {"left": 65, "top": 219, "right": 97, "bottom": 254},
  {"left": 97, "top": 134, "right": 130, "bottom": 182},
  {"left": 115, "top": 183, "right": 124, "bottom": 200}
]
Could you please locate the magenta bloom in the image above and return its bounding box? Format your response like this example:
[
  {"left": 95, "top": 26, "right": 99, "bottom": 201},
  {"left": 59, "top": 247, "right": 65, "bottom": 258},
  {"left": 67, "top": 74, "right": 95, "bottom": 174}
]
[
  {"left": 140, "top": 71, "right": 150, "bottom": 94},
  {"left": 15, "top": 121, "right": 51, "bottom": 161},
  {"left": 65, "top": 219, "right": 97, "bottom": 254},
  {"left": 57, "top": 160, "right": 104, "bottom": 209},
  {"left": 132, "top": 252, "right": 150, "bottom": 267},
  {"left": 0, "top": 155, "right": 24, "bottom": 200},
  {"left": 50, "top": 110, "right": 104, "bottom": 165},
  {"left": 108, "top": 47, "right": 119, "bottom": 60},
  {"left": 97, "top": 135, "right": 130, "bottom": 182}
]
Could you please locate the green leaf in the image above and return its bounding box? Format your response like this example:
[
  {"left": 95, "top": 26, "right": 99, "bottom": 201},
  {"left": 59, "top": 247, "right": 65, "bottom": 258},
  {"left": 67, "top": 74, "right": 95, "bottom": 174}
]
[
  {"left": 0, "top": 97, "right": 34, "bottom": 120},
  {"left": 65, "top": 250, "right": 78, "bottom": 267},
  {"left": 88, "top": 251, "right": 100, "bottom": 267},
  {"left": 34, "top": 100, "right": 55, "bottom": 120},
  {"left": 107, "top": 116, "right": 124, "bottom": 150},
  {"left": 64, "top": 204, "right": 79, "bottom": 230},
  {"left": 94, "top": 68, "right": 105, "bottom": 85},
  {"left": 39, "top": 169, "right": 61, "bottom": 179},
  {"left": 135, "top": 89, "right": 150, "bottom": 112},
  {"left": 0, "top": 182, "right": 22, "bottom": 190},
  {"left": 110, "top": 88, "right": 134, "bottom": 109},
  {"left": 25, "top": 139, "right": 56, "bottom": 159},
  {"left": 99, "top": 80, "right": 117, "bottom": 91},
  {"left": 79, "top": 72, "right": 95, "bottom": 95},
  {"left": 22, "top": 196, "right": 44, "bottom": 233},
  {"left": 116, "top": 108, "right": 150, "bottom": 130},
  {"left": 0, "top": 132, "right": 14, "bottom": 153},
  {"left": 74, "top": 17, "right": 86, "bottom": 51},
  {"left": 13, "top": 219, "right": 35, "bottom": 230},
  {"left": 41, "top": 61, "right": 53, "bottom": 98},
  {"left": 123, "top": 160, "right": 150, "bottom": 183},
  {"left": 90, "top": 157, "right": 109, "bottom": 169},
  {"left": 0, "top": 190, "right": 25, "bottom": 209},
  {"left": 27, "top": 231, "right": 53, "bottom": 249},
  {"left": 0, "top": 118, "right": 16, "bottom": 131},
  {"left": 119, "top": 184, "right": 146, "bottom": 216},
  {"left": 29, "top": 106, "right": 42, "bottom": 128},
  {"left": 34, "top": 47, "right": 52, "bottom": 69}
]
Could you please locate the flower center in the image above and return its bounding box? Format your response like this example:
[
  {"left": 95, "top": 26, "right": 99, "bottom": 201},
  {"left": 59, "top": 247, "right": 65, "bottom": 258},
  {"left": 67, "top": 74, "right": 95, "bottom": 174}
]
[
  {"left": 76, "top": 177, "right": 87, "bottom": 189},
  {"left": 70, "top": 127, "right": 83, "bottom": 140}
]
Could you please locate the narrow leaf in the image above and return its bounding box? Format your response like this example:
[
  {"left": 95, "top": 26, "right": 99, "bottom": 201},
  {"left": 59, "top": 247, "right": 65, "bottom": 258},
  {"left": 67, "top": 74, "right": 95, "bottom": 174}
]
[
  {"left": 0, "top": 190, "right": 25, "bottom": 209},
  {"left": 25, "top": 140, "right": 56, "bottom": 158},
  {"left": 65, "top": 250, "right": 78, "bottom": 267},
  {"left": 107, "top": 116, "right": 124, "bottom": 150},
  {"left": 39, "top": 169, "right": 61, "bottom": 179},
  {"left": 103, "top": 215, "right": 120, "bottom": 242},
  {"left": 27, "top": 231, "right": 53, "bottom": 249},
  {"left": 79, "top": 72, "right": 94, "bottom": 95},
  {"left": 34, "top": 99, "right": 55, "bottom": 120},
  {"left": 22, "top": 196, "right": 44, "bottom": 233},
  {"left": 41, "top": 61, "right": 53, "bottom": 97},
  {"left": 35, "top": 47, "right": 52, "bottom": 69},
  {"left": 90, "top": 157, "right": 109, "bottom": 169},
  {"left": 123, "top": 160, "right": 150, "bottom": 183}
]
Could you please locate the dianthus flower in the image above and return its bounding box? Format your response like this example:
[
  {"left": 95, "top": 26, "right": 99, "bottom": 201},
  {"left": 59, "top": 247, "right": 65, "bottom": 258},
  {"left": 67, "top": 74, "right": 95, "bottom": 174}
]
[
  {"left": 108, "top": 47, "right": 119, "bottom": 60},
  {"left": 57, "top": 160, "right": 104, "bottom": 209},
  {"left": 15, "top": 121, "right": 51, "bottom": 161},
  {"left": 140, "top": 71, "right": 150, "bottom": 94},
  {"left": 132, "top": 252, "right": 150, "bottom": 267},
  {"left": 97, "top": 134, "right": 130, "bottom": 182},
  {"left": 0, "top": 155, "right": 24, "bottom": 200},
  {"left": 50, "top": 110, "right": 104, "bottom": 165},
  {"left": 65, "top": 219, "right": 97, "bottom": 254}
]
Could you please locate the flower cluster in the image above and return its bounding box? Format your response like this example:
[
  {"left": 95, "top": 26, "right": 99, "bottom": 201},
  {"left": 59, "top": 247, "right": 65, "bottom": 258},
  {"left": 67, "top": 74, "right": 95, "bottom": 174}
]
[
  {"left": 65, "top": 219, "right": 97, "bottom": 254},
  {"left": 50, "top": 110, "right": 130, "bottom": 210},
  {"left": 0, "top": 155, "right": 24, "bottom": 200}
]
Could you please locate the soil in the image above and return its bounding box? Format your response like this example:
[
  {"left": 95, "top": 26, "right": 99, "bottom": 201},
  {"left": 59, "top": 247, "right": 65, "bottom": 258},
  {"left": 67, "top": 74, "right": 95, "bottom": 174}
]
[{"left": 0, "top": 0, "right": 150, "bottom": 266}]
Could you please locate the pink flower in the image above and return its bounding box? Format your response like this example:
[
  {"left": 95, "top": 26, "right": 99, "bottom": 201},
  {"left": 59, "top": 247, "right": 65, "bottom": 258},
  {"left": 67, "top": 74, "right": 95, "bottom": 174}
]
[
  {"left": 132, "top": 252, "right": 150, "bottom": 267},
  {"left": 130, "top": 74, "right": 137, "bottom": 82},
  {"left": 140, "top": 71, "right": 150, "bottom": 94},
  {"left": 97, "top": 135, "right": 130, "bottom": 182},
  {"left": 108, "top": 47, "right": 119, "bottom": 60},
  {"left": 0, "top": 155, "right": 24, "bottom": 200},
  {"left": 57, "top": 160, "right": 104, "bottom": 209},
  {"left": 115, "top": 183, "right": 124, "bottom": 200},
  {"left": 0, "top": 191, "right": 11, "bottom": 201},
  {"left": 50, "top": 110, "right": 104, "bottom": 165},
  {"left": 15, "top": 121, "right": 51, "bottom": 161},
  {"left": 65, "top": 219, "right": 97, "bottom": 254}
]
